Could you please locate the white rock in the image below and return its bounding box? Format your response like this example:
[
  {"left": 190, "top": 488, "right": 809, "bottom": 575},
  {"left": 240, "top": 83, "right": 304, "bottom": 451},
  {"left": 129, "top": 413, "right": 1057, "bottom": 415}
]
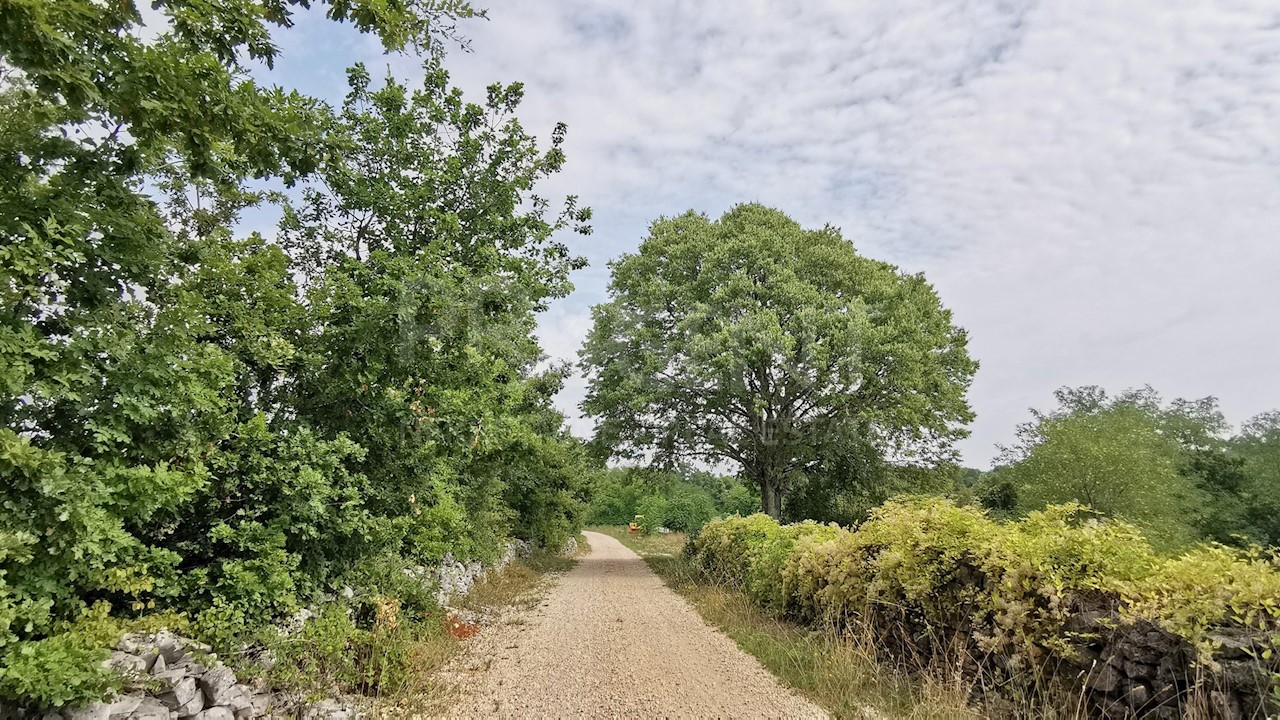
[
  {"left": 105, "top": 651, "right": 149, "bottom": 675},
  {"left": 150, "top": 654, "right": 168, "bottom": 675},
  {"left": 107, "top": 692, "right": 145, "bottom": 719},
  {"left": 191, "top": 708, "right": 233, "bottom": 720},
  {"left": 152, "top": 668, "right": 186, "bottom": 691},
  {"left": 116, "top": 634, "right": 148, "bottom": 654},
  {"left": 126, "top": 698, "right": 169, "bottom": 720},
  {"left": 173, "top": 687, "right": 204, "bottom": 719},
  {"left": 249, "top": 694, "right": 273, "bottom": 718},
  {"left": 154, "top": 631, "right": 187, "bottom": 665},
  {"left": 198, "top": 666, "right": 237, "bottom": 705},
  {"left": 156, "top": 676, "right": 198, "bottom": 710},
  {"left": 221, "top": 686, "right": 254, "bottom": 718},
  {"left": 64, "top": 702, "right": 109, "bottom": 720}
]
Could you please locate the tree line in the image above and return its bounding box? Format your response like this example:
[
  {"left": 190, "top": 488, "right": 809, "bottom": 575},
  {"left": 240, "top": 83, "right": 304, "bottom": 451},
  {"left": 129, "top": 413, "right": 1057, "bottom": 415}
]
[
  {"left": 577, "top": 206, "right": 1279, "bottom": 553},
  {"left": 0, "top": 0, "right": 597, "bottom": 706}
]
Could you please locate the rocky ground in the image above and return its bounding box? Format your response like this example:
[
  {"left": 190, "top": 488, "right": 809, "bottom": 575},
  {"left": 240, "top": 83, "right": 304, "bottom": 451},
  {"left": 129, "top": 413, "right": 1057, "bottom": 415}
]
[{"left": 443, "top": 530, "right": 827, "bottom": 718}]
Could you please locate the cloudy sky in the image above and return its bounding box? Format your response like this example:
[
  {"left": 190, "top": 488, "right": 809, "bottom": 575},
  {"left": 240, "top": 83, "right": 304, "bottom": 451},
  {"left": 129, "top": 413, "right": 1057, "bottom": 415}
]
[{"left": 259, "top": 0, "right": 1280, "bottom": 467}]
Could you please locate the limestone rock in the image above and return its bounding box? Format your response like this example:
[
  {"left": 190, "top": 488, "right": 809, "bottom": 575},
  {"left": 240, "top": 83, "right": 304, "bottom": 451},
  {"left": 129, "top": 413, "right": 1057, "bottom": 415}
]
[
  {"left": 63, "top": 703, "right": 108, "bottom": 720},
  {"left": 302, "top": 699, "right": 353, "bottom": 720},
  {"left": 125, "top": 699, "right": 169, "bottom": 720},
  {"left": 219, "top": 686, "right": 253, "bottom": 718},
  {"left": 1124, "top": 683, "right": 1151, "bottom": 709},
  {"left": 153, "top": 632, "right": 186, "bottom": 666},
  {"left": 156, "top": 676, "right": 197, "bottom": 710},
  {"left": 173, "top": 689, "right": 203, "bottom": 719},
  {"left": 105, "top": 652, "right": 148, "bottom": 676},
  {"left": 1123, "top": 660, "right": 1153, "bottom": 680},
  {"left": 248, "top": 694, "right": 273, "bottom": 719},
  {"left": 197, "top": 667, "right": 237, "bottom": 706},
  {"left": 151, "top": 669, "right": 186, "bottom": 693},
  {"left": 1084, "top": 662, "right": 1122, "bottom": 693},
  {"left": 191, "top": 709, "right": 232, "bottom": 720},
  {"left": 106, "top": 693, "right": 144, "bottom": 719}
]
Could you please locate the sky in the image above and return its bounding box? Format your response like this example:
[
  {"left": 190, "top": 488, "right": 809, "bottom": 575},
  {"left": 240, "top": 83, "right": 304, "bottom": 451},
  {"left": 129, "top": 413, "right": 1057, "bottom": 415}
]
[{"left": 252, "top": 0, "right": 1280, "bottom": 468}]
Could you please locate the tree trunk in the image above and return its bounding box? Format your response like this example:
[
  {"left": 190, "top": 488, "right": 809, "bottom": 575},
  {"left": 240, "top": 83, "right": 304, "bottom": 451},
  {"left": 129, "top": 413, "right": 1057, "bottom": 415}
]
[{"left": 760, "top": 479, "right": 783, "bottom": 519}]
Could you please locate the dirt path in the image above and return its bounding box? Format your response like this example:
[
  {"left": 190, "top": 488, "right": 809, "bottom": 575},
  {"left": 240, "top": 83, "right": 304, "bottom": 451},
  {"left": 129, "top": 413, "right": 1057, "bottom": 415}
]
[{"left": 446, "top": 530, "right": 827, "bottom": 719}]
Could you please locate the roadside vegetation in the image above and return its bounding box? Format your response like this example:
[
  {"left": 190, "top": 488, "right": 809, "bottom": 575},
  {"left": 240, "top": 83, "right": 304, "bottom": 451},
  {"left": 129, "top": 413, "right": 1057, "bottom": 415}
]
[
  {"left": 585, "top": 466, "right": 756, "bottom": 533},
  {"left": 259, "top": 544, "right": 581, "bottom": 717},
  {"left": 0, "top": 0, "right": 596, "bottom": 710}
]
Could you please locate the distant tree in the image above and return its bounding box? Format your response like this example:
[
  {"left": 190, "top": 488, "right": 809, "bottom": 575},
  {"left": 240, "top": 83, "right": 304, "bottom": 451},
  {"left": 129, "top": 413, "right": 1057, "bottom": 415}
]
[
  {"left": 998, "top": 386, "right": 1213, "bottom": 548},
  {"left": 974, "top": 468, "right": 1019, "bottom": 516},
  {"left": 580, "top": 204, "right": 977, "bottom": 518},
  {"left": 783, "top": 458, "right": 961, "bottom": 527},
  {"left": 1232, "top": 411, "right": 1280, "bottom": 546}
]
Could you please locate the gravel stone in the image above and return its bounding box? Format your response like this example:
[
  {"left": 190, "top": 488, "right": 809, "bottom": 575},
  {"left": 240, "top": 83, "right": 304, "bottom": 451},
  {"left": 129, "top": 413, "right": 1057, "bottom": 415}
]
[
  {"left": 63, "top": 703, "right": 108, "bottom": 720},
  {"left": 451, "top": 530, "right": 827, "bottom": 718}
]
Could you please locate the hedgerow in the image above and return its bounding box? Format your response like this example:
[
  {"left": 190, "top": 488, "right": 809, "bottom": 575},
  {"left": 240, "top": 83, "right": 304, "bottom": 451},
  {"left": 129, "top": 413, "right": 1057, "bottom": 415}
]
[{"left": 693, "top": 499, "right": 1280, "bottom": 714}]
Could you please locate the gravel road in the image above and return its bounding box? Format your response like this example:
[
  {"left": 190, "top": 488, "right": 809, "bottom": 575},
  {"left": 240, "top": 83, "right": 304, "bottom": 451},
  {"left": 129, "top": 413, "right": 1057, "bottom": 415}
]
[{"left": 447, "top": 530, "right": 827, "bottom": 718}]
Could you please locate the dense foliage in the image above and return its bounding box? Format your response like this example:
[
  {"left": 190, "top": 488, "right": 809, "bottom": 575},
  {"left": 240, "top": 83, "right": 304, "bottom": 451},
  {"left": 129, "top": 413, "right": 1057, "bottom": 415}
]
[
  {"left": 0, "top": 0, "right": 595, "bottom": 708},
  {"left": 693, "top": 504, "right": 1280, "bottom": 714},
  {"left": 586, "top": 467, "right": 754, "bottom": 533},
  {"left": 580, "top": 205, "right": 977, "bottom": 518},
  {"left": 978, "top": 386, "right": 1280, "bottom": 550}
]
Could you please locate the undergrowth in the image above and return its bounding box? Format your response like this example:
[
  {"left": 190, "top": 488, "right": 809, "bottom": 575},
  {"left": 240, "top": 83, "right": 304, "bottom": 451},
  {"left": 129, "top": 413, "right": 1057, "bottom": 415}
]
[{"left": 235, "top": 543, "right": 582, "bottom": 716}]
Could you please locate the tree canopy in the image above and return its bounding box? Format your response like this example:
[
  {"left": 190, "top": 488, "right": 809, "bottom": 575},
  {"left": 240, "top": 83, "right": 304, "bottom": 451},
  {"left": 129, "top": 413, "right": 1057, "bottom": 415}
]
[
  {"left": 580, "top": 204, "right": 977, "bottom": 517},
  {"left": 987, "top": 385, "right": 1280, "bottom": 550}
]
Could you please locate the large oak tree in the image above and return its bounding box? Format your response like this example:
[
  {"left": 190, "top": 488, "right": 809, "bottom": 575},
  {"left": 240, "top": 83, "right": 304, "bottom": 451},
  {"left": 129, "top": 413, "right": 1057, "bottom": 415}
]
[{"left": 580, "top": 204, "right": 977, "bottom": 517}]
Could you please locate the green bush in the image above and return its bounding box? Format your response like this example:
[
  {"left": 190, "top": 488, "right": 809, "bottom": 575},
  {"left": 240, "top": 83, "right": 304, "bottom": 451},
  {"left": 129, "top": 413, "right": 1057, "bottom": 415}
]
[
  {"left": 586, "top": 477, "right": 648, "bottom": 526},
  {"left": 587, "top": 471, "right": 737, "bottom": 531},
  {"left": 661, "top": 485, "right": 717, "bottom": 532},
  {"left": 635, "top": 495, "right": 669, "bottom": 534},
  {"left": 693, "top": 498, "right": 1280, "bottom": 704}
]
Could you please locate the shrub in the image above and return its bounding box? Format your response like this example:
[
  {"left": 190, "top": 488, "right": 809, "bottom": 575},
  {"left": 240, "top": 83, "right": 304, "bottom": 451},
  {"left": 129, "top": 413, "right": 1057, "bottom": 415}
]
[
  {"left": 635, "top": 495, "right": 669, "bottom": 534},
  {"left": 1127, "top": 545, "right": 1280, "bottom": 648},
  {"left": 691, "top": 498, "right": 1280, "bottom": 714},
  {"left": 661, "top": 485, "right": 717, "bottom": 532}
]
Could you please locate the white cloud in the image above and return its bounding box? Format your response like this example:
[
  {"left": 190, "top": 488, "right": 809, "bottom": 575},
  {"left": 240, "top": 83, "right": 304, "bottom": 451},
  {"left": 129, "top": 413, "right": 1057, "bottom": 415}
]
[{"left": 319, "top": 0, "right": 1280, "bottom": 466}]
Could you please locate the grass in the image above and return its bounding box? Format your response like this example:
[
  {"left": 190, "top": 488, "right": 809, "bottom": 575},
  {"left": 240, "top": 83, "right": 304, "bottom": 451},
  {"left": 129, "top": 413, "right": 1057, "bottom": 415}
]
[
  {"left": 596, "top": 525, "right": 979, "bottom": 720},
  {"left": 459, "top": 546, "right": 577, "bottom": 613},
  {"left": 586, "top": 524, "right": 687, "bottom": 556}
]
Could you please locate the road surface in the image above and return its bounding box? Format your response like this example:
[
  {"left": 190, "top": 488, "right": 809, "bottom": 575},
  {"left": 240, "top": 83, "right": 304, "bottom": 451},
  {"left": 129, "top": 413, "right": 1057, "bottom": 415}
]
[{"left": 448, "top": 530, "right": 827, "bottom": 718}]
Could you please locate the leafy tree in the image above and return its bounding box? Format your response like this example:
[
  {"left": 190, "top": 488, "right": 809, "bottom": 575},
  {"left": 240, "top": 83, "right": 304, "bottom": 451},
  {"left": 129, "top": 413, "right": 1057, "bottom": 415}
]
[
  {"left": 996, "top": 386, "right": 1213, "bottom": 549},
  {"left": 580, "top": 204, "right": 976, "bottom": 517},
  {"left": 782, "top": 458, "right": 963, "bottom": 526},
  {"left": 0, "top": 0, "right": 603, "bottom": 707},
  {"left": 661, "top": 484, "right": 718, "bottom": 532},
  {"left": 1231, "top": 411, "right": 1280, "bottom": 546},
  {"left": 281, "top": 63, "right": 592, "bottom": 562}
]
